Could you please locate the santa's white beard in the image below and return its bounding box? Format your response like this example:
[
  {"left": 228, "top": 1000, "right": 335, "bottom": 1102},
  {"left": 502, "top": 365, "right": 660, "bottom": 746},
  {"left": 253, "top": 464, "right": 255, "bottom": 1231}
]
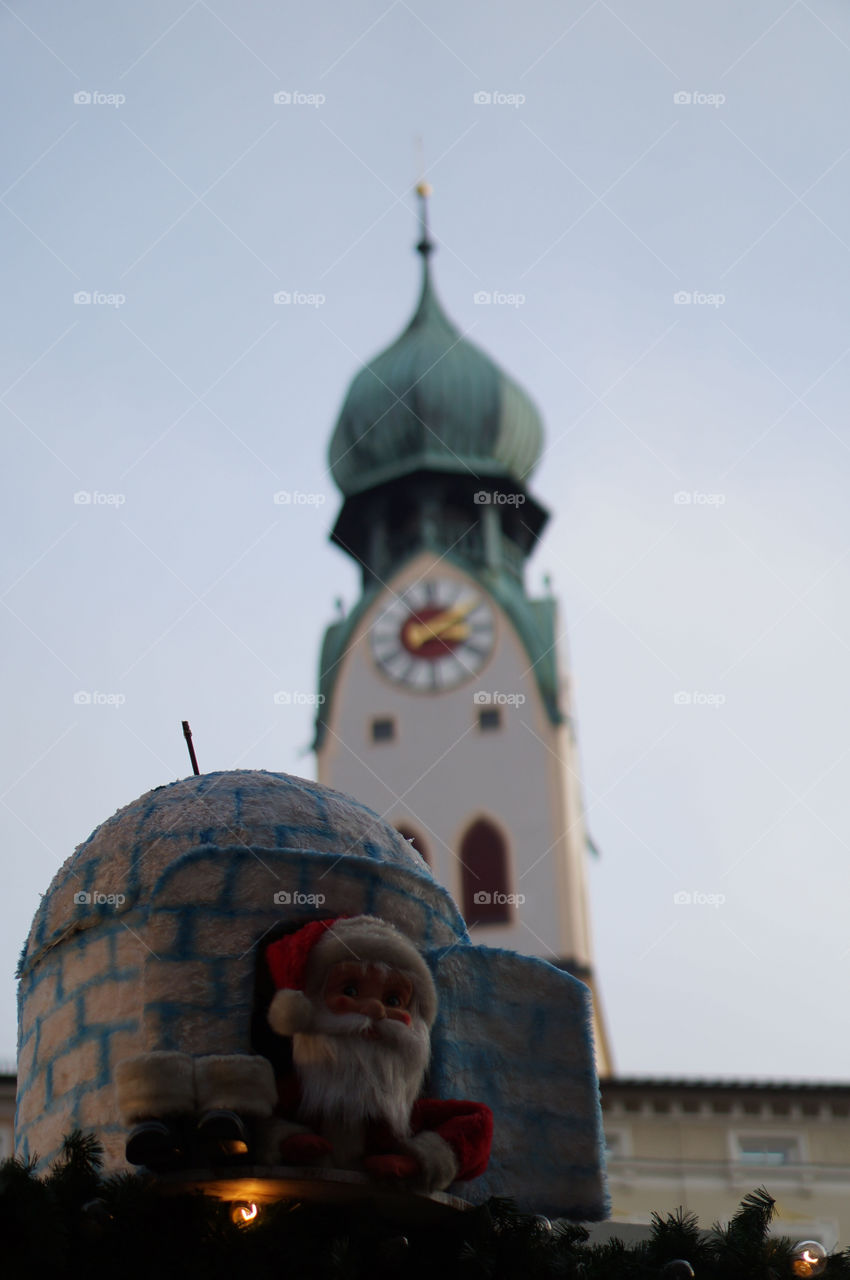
[{"left": 292, "top": 1009, "right": 431, "bottom": 1143}]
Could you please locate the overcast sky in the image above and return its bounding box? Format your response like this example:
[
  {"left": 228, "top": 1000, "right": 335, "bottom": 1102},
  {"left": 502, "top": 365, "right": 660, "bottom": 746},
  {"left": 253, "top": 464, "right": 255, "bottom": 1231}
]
[{"left": 3, "top": 0, "right": 850, "bottom": 1079}]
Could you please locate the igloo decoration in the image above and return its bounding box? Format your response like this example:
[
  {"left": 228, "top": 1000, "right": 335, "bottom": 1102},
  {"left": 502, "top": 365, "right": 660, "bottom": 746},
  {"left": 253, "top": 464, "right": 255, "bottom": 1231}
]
[{"left": 16, "top": 770, "right": 607, "bottom": 1219}]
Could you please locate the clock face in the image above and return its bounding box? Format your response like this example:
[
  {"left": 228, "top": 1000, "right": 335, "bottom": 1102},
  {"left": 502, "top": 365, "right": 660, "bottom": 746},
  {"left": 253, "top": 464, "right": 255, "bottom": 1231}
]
[{"left": 370, "top": 578, "right": 495, "bottom": 692}]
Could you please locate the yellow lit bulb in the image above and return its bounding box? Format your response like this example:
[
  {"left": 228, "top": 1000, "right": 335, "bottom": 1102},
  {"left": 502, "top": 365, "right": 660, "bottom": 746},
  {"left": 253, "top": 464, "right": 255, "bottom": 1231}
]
[
  {"left": 231, "top": 1201, "right": 259, "bottom": 1226},
  {"left": 792, "top": 1240, "right": 827, "bottom": 1278}
]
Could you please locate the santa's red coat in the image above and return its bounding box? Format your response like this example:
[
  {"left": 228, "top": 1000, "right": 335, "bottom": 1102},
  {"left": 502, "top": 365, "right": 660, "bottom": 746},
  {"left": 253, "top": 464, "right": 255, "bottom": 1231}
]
[{"left": 277, "top": 1075, "right": 493, "bottom": 1181}]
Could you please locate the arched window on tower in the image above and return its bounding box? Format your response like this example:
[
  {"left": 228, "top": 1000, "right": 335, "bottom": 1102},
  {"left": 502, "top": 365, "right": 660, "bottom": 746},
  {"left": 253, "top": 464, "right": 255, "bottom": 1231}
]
[
  {"left": 396, "top": 824, "right": 430, "bottom": 868},
  {"left": 460, "top": 818, "right": 512, "bottom": 925}
]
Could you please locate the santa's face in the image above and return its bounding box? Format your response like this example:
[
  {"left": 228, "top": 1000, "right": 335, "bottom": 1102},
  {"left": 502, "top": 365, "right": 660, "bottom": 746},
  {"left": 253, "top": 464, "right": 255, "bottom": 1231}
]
[{"left": 323, "top": 962, "right": 413, "bottom": 1030}]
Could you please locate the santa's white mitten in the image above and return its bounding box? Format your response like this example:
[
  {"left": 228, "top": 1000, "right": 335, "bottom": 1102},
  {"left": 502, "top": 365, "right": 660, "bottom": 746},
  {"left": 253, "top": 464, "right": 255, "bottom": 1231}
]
[{"left": 402, "top": 1131, "right": 459, "bottom": 1193}]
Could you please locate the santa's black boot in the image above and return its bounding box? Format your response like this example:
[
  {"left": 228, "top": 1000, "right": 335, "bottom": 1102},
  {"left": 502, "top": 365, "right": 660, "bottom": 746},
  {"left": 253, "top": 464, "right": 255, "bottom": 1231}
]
[
  {"left": 194, "top": 1054, "right": 277, "bottom": 1165},
  {"left": 125, "top": 1119, "right": 184, "bottom": 1170},
  {"left": 196, "top": 1109, "right": 250, "bottom": 1162},
  {"left": 115, "top": 1052, "right": 196, "bottom": 1172}
]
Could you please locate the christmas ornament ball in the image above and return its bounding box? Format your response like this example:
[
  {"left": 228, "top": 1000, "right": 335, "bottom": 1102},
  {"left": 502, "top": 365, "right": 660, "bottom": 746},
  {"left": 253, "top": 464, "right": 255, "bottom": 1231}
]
[
  {"left": 661, "top": 1262, "right": 695, "bottom": 1279},
  {"left": 792, "top": 1240, "right": 827, "bottom": 1278}
]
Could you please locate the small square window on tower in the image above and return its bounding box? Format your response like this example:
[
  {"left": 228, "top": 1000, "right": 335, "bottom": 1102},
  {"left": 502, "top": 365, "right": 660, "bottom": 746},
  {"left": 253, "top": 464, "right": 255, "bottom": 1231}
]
[
  {"left": 371, "top": 717, "right": 395, "bottom": 743},
  {"left": 478, "top": 708, "right": 501, "bottom": 732}
]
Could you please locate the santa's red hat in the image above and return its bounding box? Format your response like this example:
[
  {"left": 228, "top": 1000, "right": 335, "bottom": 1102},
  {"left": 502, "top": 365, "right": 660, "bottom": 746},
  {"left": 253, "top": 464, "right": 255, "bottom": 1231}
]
[{"left": 265, "top": 915, "right": 438, "bottom": 1036}]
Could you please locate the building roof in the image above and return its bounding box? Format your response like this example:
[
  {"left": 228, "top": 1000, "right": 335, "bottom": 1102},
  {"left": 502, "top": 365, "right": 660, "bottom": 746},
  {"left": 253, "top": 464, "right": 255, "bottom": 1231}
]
[
  {"left": 328, "top": 225, "right": 544, "bottom": 497},
  {"left": 601, "top": 1076, "right": 850, "bottom": 1094}
]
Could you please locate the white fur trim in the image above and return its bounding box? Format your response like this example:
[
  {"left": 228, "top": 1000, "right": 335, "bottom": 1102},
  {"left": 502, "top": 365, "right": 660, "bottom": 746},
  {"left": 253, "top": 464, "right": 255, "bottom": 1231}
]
[
  {"left": 306, "top": 917, "right": 438, "bottom": 1028},
  {"left": 404, "top": 1129, "right": 459, "bottom": 1192},
  {"left": 194, "top": 1054, "right": 277, "bottom": 1116},
  {"left": 268, "top": 988, "right": 315, "bottom": 1036},
  {"left": 114, "top": 1051, "right": 195, "bottom": 1124}
]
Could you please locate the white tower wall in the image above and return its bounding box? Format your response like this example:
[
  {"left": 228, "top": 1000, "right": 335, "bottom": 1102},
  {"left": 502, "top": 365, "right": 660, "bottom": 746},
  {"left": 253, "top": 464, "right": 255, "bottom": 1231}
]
[{"left": 317, "top": 551, "right": 611, "bottom": 1073}]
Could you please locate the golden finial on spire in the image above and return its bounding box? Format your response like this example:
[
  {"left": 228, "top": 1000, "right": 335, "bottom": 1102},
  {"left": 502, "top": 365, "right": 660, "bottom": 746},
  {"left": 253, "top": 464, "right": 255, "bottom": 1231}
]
[{"left": 414, "top": 137, "right": 434, "bottom": 258}]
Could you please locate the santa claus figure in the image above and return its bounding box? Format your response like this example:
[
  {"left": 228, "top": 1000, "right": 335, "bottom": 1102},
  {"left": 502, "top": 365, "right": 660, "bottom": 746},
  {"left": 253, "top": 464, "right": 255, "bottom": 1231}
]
[
  {"left": 115, "top": 915, "right": 491, "bottom": 1195},
  {"left": 263, "top": 915, "right": 492, "bottom": 1192}
]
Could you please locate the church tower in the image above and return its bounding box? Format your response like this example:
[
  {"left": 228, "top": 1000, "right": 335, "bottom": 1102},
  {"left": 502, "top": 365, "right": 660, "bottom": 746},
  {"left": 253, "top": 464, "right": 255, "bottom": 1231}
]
[{"left": 315, "top": 189, "right": 612, "bottom": 1073}]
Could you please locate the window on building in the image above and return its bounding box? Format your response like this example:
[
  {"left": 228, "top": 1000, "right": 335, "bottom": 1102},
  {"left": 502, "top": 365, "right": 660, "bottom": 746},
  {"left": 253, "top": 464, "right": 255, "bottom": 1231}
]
[
  {"left": 371, "top": 717, "right": 395, "bottom": 743},
  {"left": 733, "top": 1134, "right": 802, "bottom": 1166},
  {"left": 396, "top": 825, "right": 429, "bottom": 866},
  {"left": 477, "top": 708, "right": 501, "bottom": 731},
  {"left": 460, "top": 818, "right": 512, "bottom": 925}
]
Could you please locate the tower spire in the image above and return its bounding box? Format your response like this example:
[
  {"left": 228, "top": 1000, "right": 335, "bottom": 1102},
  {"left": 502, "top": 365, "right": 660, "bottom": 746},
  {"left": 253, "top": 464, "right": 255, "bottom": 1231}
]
[
  {"left": 415, "top": 179, "right": 434, "bottom": 259},
  {"left": 414, "top": 135, "right": 433, "bottom": 260}
]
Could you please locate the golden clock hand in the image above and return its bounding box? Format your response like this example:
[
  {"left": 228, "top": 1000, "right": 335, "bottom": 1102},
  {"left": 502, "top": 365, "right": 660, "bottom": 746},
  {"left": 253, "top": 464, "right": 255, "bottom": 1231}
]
[
  {"left": 406, "top": 617, "right": 470, "bottom": 649},
  {"left": 406, "top": 597, "right": 479, "bottom": 649},
  {"left": 420, "top": 621, "right": 470, "bottom": 646}
]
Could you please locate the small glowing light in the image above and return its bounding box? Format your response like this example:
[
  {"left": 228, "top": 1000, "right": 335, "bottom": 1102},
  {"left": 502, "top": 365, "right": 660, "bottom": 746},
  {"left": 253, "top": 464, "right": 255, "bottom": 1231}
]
[
  {"left": 792, "top": 1240, "right": 827, "bottom": 1278},
  {"left": 416, "top": 181, "right": 433, "bottom": 198},
  {"left": 220, "top": 1139, "right": 249, "bottom": 1156},
  {"left": 231, "top": 1201, "right": 259, "bottom": 1226}
]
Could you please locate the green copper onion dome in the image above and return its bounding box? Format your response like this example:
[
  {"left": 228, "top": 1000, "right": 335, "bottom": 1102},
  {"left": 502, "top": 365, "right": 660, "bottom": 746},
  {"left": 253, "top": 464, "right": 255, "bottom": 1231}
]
[{"left": 329, "top": 195, "right": 544, "bottom": 498}]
